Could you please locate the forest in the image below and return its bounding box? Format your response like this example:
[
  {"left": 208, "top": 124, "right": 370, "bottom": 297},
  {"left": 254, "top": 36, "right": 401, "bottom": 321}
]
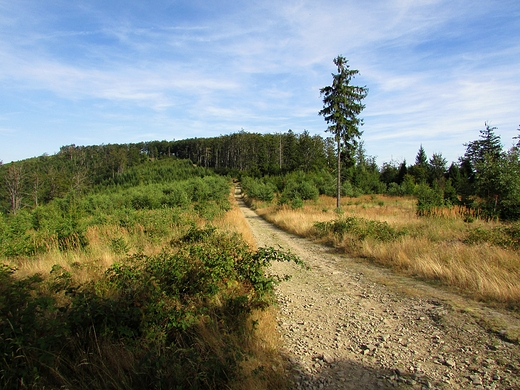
[{"left": 2, "top": 123, "right": 520, "bottom": 221}]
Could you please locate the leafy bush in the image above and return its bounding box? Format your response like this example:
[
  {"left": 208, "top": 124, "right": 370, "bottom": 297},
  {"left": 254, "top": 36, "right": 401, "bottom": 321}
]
[
  {"left": 241, "top": 177, "right": 277, "bottom": 202},
  {"left": 341, "top": 181, "right": 362, "bottom": 197},
  {"left": 314, "top": 216, "right": 405, "bottom": 242},
  {"left": 416, "top": 183, "right": 444, "bottom": 216},
  {"left": 0, "top": 229, "right": 303, "bottom": 389},
  {"left": 464, "top": 222, "right": 520, "bottom": 250},
  {"left": 279, "top": 179, "right": 319, "bottom": 205},
  {"left": 386, "top": 182, "right": 401, "bottom": 196}
]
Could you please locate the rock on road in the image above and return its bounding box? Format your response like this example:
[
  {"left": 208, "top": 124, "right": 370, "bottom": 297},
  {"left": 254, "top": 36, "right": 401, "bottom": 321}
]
[{"left": 237, "top": 197, "right": 520, "bottom": 389}]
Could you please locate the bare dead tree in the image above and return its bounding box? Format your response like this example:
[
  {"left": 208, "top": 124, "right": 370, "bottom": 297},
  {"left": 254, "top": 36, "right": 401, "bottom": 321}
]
[{"left": 5, "top": 164, "right": 24, "bottom": 214}]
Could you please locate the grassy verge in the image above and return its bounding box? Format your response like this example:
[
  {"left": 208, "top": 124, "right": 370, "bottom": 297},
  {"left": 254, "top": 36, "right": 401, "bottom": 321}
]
[{"left": 251, "top": 194, "right": 520, "bottom": 310}]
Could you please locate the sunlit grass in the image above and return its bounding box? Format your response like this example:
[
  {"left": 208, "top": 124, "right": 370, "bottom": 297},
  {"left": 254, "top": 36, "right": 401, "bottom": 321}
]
[
  {"left": 215, "top": 192, "right": 257, "bottom": 249},
  {"left": 253, "top": 194, "right": 520, "bottom": 307},
  {"left": 0, "top": 190, "right": 290, "bottom": 389}
]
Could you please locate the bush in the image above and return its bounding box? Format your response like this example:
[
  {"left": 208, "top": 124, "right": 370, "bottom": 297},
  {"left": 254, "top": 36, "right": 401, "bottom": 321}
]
[
  {"left": 387, "top": 182, "right": 402, "bottom": 196},
  {"left": 161, "top": 184, "right": 190, "bottom": 207},
  {"left": 279, "top": 179, "right": 319, "bottom": 205},
  {"left": 0, "top": 229, "right": 303, "bottom": 389},
  {"left": 416, "top": 184, "right": 444, "bottom": 216},
  {"left": 464, "top": 222, "right": 520, "bottom": 250},
  {"left": 314, "top": 216, "right": 405, "bottom": 243},
  {"left": 241, "top": 177, "right": 277, "bottom": 202}
]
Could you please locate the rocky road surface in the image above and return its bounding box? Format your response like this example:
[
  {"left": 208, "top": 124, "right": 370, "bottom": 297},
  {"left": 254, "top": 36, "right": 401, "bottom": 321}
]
[{"left": 237, "top": 197, "right": 520, "bottom": 389}]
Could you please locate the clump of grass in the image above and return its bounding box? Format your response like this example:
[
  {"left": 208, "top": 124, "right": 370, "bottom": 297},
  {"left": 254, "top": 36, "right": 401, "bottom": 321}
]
[
  {"left": 464, "top": 222, "right": 520, "bottom": 250},
  {"left": 314, "top": 216, "right": 406, "bottom": 243},
  {"left": 215, "top": 192, "right": 257, "bottom": 249},
  {"left": 256, "top": 203, "right": 333, "bottom": 237}
]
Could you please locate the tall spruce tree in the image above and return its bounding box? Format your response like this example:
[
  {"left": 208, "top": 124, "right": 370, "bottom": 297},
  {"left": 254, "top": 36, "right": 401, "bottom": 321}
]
[
  {"left": 319, "top": 56, "right": 368, "bottom": 209},
  {"left": 463, "top": 122, "right": 503, "bottom": 172}
]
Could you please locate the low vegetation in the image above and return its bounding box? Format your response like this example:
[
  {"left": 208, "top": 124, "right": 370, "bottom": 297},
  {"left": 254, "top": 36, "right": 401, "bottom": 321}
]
[
  {"left": 2, "top": 122, "right": 520, "bottom": 386},
  {"left": 0, "top": 159, "right": 303, "bottom": 389},
  {"left": 247, "top": 194, "right": 520, "bottom": 309}
]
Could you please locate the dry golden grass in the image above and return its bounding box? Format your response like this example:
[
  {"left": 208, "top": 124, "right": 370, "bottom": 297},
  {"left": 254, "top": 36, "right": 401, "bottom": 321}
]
[
  {"left": 230, "top": 308, "right": 288, "bottom": 390},
  {"left": 256, "top": 196, "right": 336, "bottom": 237},
  {"left": 0, "top": 187, "right": 290, "bottom": 389},
  {"left": 10, "top": 222, "right": 163, "bottom": 282},
  {"left": 215, "top": 193, "right": 257, "bottom": 249},
  {"left": 254, "top": 194, "right": 520, "bottom": 307},
  {"left": 214, "top": 193, "right": 289, "bottom": 389}
]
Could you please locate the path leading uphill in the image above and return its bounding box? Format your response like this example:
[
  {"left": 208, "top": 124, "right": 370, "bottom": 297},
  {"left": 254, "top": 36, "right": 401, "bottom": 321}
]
[{"left": 237, "top": 196, "right": 520, "bottom": 389}]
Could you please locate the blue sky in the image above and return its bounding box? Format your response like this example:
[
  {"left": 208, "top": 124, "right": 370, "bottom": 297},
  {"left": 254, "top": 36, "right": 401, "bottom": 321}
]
[{"left": 1, "top": 0, "right": 519, "bottom": 166}]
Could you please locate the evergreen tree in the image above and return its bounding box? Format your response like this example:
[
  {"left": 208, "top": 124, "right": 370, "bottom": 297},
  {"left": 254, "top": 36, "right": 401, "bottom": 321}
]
[
  {"left": 463, "top": 122, "right": 503, "bottom": 173},
  {"left": 513, "top": 124, "right": 520, "bottom": 150},
  {"left": 319, "top": 55, "right": 368, "bottom": 209},
  {"left": 428, "top": 152, "right": 447, "bottom": 186},
  {"left": 409, "top": 145, "right": 429, "bottom": 184},
  {"left": 380, "top": 161, "right": 399, "bottom": 186},
  {"left": 397, "top": 160, "right": 408, "bottom": 185},
  {"left": 415, "top": 145, "right": 428, "bottom": 167}
]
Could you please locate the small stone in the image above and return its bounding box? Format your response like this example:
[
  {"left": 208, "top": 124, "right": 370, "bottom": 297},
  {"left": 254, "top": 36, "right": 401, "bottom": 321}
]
[
  {"left": 323, "top": 353, "right": 334, "bottom": 364},
  {"left": 469, "top": 375, "right": 482, "bottom": 385},
  {"left": 444, "top": 359, "right": 456, "bottom": 368}
]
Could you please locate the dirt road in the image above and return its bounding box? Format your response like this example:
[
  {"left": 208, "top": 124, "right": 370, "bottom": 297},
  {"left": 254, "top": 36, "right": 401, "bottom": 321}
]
[{"left": 237, "top": 197, "right": 520, "bottom": 389}]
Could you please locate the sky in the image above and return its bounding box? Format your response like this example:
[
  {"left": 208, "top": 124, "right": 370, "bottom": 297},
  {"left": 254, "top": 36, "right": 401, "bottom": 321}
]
[{"left": 1, "top": 0, "right": 519, "bottom": 166}]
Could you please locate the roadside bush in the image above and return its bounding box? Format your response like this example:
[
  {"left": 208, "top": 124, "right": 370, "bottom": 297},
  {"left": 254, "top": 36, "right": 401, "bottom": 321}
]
[
  {"left": 464, "top": 222, "right": 520, "bottom": 250},
  {"left": 279, "top": 179, "right": 319, "bottom": 205},
  {"left": 241, "top": 177, "right": 277, "bottom": 202},
  {"left": 314, "top": 216, "right": 406, "bottom": 243},
  {"left": 0, "top": 229, "right": 303, "bottom": 389}
]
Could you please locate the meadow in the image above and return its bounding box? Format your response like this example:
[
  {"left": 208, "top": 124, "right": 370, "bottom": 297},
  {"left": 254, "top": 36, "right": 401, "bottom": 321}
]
[{"left": 247, "top": 194, "right": 520, "bottom": 309}]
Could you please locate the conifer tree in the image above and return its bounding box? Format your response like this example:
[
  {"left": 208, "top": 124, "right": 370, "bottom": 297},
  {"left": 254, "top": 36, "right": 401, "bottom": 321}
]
[{"left": 319, "top": 56, "right": 368, "bottom": 209}]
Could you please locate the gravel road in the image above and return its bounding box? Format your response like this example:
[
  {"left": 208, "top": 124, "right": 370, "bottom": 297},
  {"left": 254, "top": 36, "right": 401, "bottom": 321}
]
[{"left": 237, "top": 197, "right": 520, "bottom": 389}]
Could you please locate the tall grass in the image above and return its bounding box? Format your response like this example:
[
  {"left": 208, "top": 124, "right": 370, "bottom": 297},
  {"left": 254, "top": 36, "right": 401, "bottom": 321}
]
[{"left": 254, "top": 194, "right": 520, "bottom": 308}]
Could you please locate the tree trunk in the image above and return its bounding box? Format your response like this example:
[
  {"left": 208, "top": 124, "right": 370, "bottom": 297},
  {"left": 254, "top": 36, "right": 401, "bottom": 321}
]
[
  {"left": 6, "top": 164, "right": 24, "bottom": 214},
  {"left": 336, "top": 137, "right": 341, "bottom": 210}
]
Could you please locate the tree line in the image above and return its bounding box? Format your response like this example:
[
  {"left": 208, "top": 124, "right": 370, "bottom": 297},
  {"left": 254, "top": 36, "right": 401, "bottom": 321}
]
[{"left": 1, "top": 122, "right": 519, "bottom": 219}]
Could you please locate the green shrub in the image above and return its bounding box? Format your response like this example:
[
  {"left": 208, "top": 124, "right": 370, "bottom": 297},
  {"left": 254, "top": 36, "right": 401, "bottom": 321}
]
[
  {"left": 416, "top": 184, "right": 444, "bottom": 216},
  {"left": 161, "top": 184, "right": 190, "bottom": 207},
  {"left": 0, "top": 229, "right": 304, "bottom": 389},
  {"left": 464, "top": 222, "right": 520, "bottom": 250},
  {"left": 279, "top": 179, "right": 319, "bottom": 205},
  {"left": 386, "top": 182, "right": 401, "bottom": 196},
  {"left": 314, "top": 216, "right": 405, "bottom": 242},
  {"left": 241, "top": 177, "right": 277, "bottom": 202}
]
